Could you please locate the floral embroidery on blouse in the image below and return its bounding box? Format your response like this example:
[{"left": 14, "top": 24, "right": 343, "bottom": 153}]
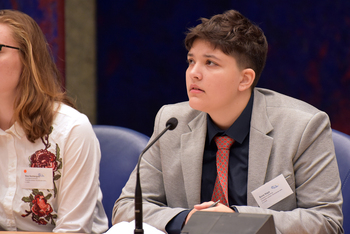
[
  {"left": 21, "top": 189, "right": 57, "bottom": 225},
  {"left": 21, "top": 127, "right": 62, "bottom": 225}
]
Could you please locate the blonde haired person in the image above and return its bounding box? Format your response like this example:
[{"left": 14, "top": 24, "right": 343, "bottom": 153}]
[{"left": 0, "top": 9, "right": 108, "bottom": 232}]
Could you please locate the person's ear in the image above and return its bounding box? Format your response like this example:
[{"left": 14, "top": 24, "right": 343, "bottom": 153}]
[{"left": 238, "top": 68, "right": 255, "bottom": 91}]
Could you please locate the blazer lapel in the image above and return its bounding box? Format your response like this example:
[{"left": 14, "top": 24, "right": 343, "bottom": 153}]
[
  {"left": 247, "top": 89, "right": 274, "bottom": 206},
  {"left": 180, "top": 112, "right": 207, "bottom": 207}
]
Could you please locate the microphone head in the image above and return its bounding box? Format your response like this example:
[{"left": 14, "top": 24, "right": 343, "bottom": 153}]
[{"left": 166, "top": 117, "right": 178, "bottom": 130}]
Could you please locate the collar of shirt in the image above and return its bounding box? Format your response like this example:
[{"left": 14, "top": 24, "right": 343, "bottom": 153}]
[
  {"left": 0, "top": 122, "right": 25, "bottom": 139},
  {"left": 207, "top": 92, "right": 254, "bottom": 145}
]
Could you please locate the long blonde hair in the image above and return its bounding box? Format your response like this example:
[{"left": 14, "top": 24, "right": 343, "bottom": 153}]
[{"left": 0, "top": 9, "right": 75, "bottom": 142}]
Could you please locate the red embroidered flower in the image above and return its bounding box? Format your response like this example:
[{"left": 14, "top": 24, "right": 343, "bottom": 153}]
[
  {"left": 36, "top": 218, "right": 48, "bottom": 225},
  {"left": 22, "top": 189, "right": 57, "bottom": 226},
  {"left": 31, "top": 194, "right": 53, "bottom": 217},
  {"left": 22, "top": 129, "right": 60, "bottom": 226},
  {"left": 30, "top": 149, "right": 58, "bottom": 172}
]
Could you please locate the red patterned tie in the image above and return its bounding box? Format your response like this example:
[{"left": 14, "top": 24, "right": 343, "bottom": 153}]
[{"left": 211, "top": 136, "right": 234, "bottom": 206}]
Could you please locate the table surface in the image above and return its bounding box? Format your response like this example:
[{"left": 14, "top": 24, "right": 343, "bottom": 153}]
[{"left": 0, "top": 232, "right": 85, "bottom": 234}]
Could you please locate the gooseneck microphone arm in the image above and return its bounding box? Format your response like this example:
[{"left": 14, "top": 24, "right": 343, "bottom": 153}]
[{"left": 134, "top": 117, "right": 178, "bottom": 234}]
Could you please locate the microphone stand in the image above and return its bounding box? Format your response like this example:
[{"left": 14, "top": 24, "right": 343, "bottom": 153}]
[{"left": 134, "top": 118, "right": 178, "bottom": 234}]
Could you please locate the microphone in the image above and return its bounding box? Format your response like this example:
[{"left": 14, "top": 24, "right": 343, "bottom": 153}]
[{"left": 134, "top": 117, "right": 178, "bottom": 234}]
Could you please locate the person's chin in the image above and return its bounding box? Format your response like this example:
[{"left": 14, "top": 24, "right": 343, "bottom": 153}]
[{"left": 188, "top": 99, "right": 207, "bottom": 112}]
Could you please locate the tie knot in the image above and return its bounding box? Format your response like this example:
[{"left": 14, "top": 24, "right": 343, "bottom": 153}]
[{"left": 214, "top": 136, "right": 234, "bottom": 150}]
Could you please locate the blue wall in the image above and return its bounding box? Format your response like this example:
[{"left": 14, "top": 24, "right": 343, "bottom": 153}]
[
  {"left": 96, "top": 1, "right": 350, "bottom": 136},
  {"left": 0, "top": 0, "right": 65, "bottom": 83},
  {"left": 2, "top": 1, "right": 350, "bottom": 137}
]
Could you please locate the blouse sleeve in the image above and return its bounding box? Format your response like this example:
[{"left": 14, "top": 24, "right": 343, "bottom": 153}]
[{"left": 53, "top": 115, "right": 108, "bottom": 233}]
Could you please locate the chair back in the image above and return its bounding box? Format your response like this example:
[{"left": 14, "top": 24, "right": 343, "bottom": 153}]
[
  {"left": 93, "top": 125, "right": 149, "bottom": 227},
  {"left": 332, "top": 129, "right": 350, "bottom": 233}
]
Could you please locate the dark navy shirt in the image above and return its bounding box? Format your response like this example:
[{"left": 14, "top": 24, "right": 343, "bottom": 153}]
[
  {"left": 201, "top": 92, "right": 253, "bottom": 205},
  {"left": 166, "top": 93, "right": 254, "bottom": 234}
]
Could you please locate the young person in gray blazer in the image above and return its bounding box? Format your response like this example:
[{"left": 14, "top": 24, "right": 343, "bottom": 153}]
[{"left": 112, "top": 9, "right": 343, "bottom": 234}]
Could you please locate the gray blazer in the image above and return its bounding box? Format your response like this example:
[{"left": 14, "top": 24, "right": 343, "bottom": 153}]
[{"left": 112, "top": 88, "right": 343, "bottom": 234}]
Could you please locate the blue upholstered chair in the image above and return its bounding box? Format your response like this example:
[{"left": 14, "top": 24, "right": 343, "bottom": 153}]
[
  {"left": 332, "top": 129, "right": 350, "bottom": 233},
  {"left": 93, "top": 125, "right": 149, "bottom": 227}
]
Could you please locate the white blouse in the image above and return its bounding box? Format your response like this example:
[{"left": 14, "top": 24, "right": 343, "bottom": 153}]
[{"left": 0, "top": 103, "right": 108, "bottom": 233}]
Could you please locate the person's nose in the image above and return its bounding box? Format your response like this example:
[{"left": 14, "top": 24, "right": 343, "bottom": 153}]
[{"left": 188, "top": 63, "right": 203, "bottom": 80}]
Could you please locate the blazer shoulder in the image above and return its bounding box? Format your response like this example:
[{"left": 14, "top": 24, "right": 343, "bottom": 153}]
[
  {"left": 159, "top": 101, "right": 201, "bottom": 118},
  {"left": 253, "top": 88, "right": 330, "bottom": 136},
  {"left": 156, "top": 101, "right": 205, "bottom": 131},
  {"left": 255, "top": 88, "right": 322, "bottom": 115}
]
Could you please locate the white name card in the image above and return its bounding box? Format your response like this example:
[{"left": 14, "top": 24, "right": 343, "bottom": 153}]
[
  {"left": 20, "top": 167, "right": 53, "bottom": 189},
  {"left": 251, "top": 174, "right": 293, "bottom": 209}
]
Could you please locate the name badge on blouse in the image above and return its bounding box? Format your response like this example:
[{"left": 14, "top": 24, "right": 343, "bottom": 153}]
[
  {"left": 20, "top": 167, "right": 54, "bottom": 189},
  {"left": 251, "top": 174, "right": 293, "bottom": 209}
]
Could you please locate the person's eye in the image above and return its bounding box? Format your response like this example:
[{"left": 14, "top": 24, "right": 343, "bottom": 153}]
[
  {"left": 206, "top": 60, "right": 217, "bottom": 66},
  {"left": 187, "top": 58, "right": 194, "bottom": 64}
]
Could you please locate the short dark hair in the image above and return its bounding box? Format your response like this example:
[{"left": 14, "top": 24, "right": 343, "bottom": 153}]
[{"left": 185, "top": 10, "right": 268, "bottom": 88}]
